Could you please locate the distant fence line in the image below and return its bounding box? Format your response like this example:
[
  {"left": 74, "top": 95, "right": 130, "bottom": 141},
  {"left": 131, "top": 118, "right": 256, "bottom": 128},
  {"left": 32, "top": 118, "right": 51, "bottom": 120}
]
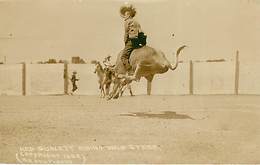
[{"left": 1, "top": 53, "right": 260, "bottom": 96}]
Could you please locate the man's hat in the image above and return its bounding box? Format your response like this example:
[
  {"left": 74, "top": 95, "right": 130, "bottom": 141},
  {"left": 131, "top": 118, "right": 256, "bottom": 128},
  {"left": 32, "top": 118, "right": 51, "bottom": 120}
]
[
  {"left": 120, "top": 4, "right": 136, "bottom": 18},
  {"left": 73, "top": 71, "right": 77, "bottom": 74}
]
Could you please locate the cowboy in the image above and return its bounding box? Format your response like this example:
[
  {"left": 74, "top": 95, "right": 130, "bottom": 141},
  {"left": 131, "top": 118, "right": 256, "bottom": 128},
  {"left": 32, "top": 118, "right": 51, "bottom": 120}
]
[
  {"left": 103, "top": 55, "right": 115, "bottom": 74},
  {"left": 120, "top": 4, "right": 147, "bottom": 71},
  {"left": 102, "top": 55, "right": 115, "bottom": 95},
  {"left": 71, "top": 71, "right": 79, "bottom": 93},
  {"left": 103, "top": 55, "right": 113, "bottom": 68}
]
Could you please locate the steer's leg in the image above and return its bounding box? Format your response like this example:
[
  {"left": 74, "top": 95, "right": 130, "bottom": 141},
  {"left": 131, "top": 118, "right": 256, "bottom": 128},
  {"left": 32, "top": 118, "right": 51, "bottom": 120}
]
[
  {"left": 105, "top": 82, "right": 111, "bottom": 96},
  {"left": 145, "top": 75, "right": 154, "bottom": 95},
  {"left": 107, "top": 79, "right": 120, "bottom": 100},
  {"left": 128, "top": 64, "right": 141, "bottom": 81},
  {"left": 101, "top": 86, "right": 105, "bottom": 98},
  {"left": 128, "top": 84, "right": 134, "bottom": 96}
]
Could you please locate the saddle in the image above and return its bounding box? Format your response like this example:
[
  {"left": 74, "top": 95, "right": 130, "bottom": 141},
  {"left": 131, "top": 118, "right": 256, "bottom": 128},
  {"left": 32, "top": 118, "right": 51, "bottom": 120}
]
[{"left": 130, "top": 32, "right": 147, "bottom": 49}]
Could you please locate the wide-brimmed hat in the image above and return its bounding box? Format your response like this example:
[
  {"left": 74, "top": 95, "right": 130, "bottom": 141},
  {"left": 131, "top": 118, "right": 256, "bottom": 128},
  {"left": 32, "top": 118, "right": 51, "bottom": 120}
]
[
  {"left": 73, "top": 71, "right": 77, "bottom": 74},
  {"left": 120, "top": 4, "right": 136, "bottom": 18}
]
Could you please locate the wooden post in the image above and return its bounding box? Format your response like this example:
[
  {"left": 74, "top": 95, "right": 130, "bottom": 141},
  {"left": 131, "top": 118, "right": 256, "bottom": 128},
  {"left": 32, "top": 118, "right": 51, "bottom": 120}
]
[
  {"left": 64, "top": 63, "right": 69, "bottom": 95},
  {"left": 22, "top": 63, "right": 26, "bottom": 96},
  {"left": 235, "top": 51, "right": 240, "bottom": 95},
  {"left": 189, "top": 60, "right": 193, "bottom": 95}
]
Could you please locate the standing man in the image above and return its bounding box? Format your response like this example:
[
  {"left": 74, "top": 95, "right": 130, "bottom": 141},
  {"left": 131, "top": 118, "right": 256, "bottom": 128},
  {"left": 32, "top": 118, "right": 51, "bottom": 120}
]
[
  {"left": 70, "top": 71, "right": 79, "bottom": 95},
  {"left": 120, "top": 4, "right": 146, "bottom": 71}
]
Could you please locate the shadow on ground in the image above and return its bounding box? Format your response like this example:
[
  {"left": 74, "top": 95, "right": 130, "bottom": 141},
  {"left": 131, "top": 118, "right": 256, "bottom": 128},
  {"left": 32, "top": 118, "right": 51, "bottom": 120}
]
[{"left": 120, "top": 111, "right": 194, "bottom": 120}]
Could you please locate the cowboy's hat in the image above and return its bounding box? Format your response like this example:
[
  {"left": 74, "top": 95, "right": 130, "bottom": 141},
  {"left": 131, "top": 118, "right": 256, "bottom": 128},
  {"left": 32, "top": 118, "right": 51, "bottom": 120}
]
[{"left": 120, "top": 4, "right": 136, "bottom": 18}]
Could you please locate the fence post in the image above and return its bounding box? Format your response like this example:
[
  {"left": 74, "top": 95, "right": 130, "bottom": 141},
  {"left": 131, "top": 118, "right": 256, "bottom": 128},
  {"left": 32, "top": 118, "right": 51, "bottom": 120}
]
[
  {"left": 64, "top": 63, "right": 69, "bottom": 95},
  {"left": 235, "top": 51, "right": 240, "bottom": 95},
  {"left": 22, "top": 63, "right": 26, "bottom": 96},
  {"left": 189, "top": 60, "right": 193, "bottom": 95}
]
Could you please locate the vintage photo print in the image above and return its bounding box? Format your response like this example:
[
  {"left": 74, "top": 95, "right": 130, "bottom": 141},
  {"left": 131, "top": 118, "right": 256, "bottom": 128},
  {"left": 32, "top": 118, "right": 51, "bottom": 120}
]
[{"left": 0, "top": 0, "right": 260, "bottom": 164}]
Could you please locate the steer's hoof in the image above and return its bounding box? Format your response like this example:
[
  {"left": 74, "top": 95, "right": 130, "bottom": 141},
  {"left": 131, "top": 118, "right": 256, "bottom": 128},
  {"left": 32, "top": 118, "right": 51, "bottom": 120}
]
[
  {"left": 113, "top": 93, "right": 119, "bottom": 99},
  {"left": 106, "top": 95, "right": 112, "bottom": 100}
]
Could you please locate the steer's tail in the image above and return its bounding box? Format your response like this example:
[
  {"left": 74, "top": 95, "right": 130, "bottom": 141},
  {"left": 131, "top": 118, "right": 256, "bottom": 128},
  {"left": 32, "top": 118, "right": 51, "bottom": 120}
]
[{"left": 169, "top": 45, "right": 187, "bottom": 71}]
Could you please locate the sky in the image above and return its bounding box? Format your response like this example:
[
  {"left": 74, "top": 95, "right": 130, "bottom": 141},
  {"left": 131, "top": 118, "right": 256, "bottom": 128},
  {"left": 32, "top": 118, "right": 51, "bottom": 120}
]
[{"left": 0, "top": 0, "right": 259, "bottom": 63}]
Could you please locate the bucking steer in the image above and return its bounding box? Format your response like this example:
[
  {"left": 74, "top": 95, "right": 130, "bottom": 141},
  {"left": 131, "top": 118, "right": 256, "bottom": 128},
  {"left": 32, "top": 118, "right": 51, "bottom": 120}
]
[{"left": 108, "top": 45, "right": 187, "bottom": 99}]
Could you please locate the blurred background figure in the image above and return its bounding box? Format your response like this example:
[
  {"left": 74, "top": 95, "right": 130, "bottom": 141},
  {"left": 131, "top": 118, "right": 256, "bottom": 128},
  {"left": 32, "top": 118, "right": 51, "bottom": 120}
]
[{"left": 70, "top": 71, "right": 79, "bottom": 95}]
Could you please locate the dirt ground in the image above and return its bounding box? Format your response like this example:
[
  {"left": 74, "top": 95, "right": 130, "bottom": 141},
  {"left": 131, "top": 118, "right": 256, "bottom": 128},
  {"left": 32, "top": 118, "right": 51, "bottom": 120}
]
[{"left": 0, "top": 95, "right": 260, "bottom": 164}]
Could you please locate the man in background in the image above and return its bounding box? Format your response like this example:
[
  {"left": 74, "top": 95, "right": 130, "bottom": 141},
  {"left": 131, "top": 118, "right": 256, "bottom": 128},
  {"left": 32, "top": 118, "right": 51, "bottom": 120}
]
[{"left": 70, "top": 71, "right": 79, "bottom": 95}]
